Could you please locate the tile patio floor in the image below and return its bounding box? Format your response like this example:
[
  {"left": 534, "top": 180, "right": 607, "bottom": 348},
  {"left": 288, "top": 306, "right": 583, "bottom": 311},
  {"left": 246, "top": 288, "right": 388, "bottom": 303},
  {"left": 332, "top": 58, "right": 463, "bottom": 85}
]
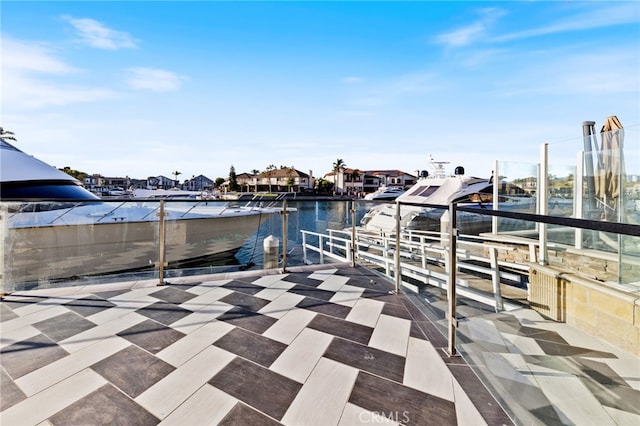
[{"left": 1, "top": 263, "right": 638, "bottom": 425}]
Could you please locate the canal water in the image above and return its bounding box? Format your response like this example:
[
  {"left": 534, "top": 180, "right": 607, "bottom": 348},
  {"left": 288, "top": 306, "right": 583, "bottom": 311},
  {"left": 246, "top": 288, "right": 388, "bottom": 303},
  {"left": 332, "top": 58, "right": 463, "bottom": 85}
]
[{"left": 192, "top": 200, "right": 377, "bottom": 271}]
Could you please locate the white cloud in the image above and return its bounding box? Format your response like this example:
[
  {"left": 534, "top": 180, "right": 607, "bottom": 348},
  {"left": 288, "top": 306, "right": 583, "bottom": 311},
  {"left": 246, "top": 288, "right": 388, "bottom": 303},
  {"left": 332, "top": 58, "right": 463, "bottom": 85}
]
[
  {"left": 436, "top": 7, "right": 507, "bottom": 48},
  {"left": 61, "top": 15, "right": 138, "bottom": 50},
  {"left": 125, "top": 67, "right": 187, "bottom": 92},
  {"left": 342, "top": 76, "right": 364, "bottom": 84},
  {"left": 3, "top": 72, "right": 120, "bottom": 110},
  {"left": 1, "top": 36, "right": 119, "bottom": 110},
  {"left": 493, "top": 3, "right": 640, "bottom": 43},
  {"left": 2, "top": 37, "right": 78, "bottom": 74}
]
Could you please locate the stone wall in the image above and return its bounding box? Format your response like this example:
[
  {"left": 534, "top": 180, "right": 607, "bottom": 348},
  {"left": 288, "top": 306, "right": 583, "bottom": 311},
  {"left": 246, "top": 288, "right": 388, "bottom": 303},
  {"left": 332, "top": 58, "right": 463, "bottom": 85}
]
[{"left": 529, "top": 263, "right": 639, "bottom": 356}]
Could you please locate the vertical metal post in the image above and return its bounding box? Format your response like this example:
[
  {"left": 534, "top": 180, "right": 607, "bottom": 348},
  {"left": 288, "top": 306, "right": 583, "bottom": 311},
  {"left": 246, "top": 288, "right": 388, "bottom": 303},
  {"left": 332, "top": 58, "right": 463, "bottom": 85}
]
[
  {"left": 492, "top": 160, "right": 499, "bottom": 234},
  {"left": 157, "top": 200, "right": 167, "bottom": 285},
  {"left": 539, "top": 143, "right": 549, "bottom": 265},
  {"left": 351, "top": 200, "right": 356, "bottom": 267},
  {"left": 447, "top": 202, "right": 457, "bottom": 356},
  {"left": 575, "top": 151, "right": 584, "bottom": 249},
  {"left": 582, "top": 121, "right": 597, "bottom": 212},
  {"left": 394, "top": 201, "right": 401, "bottom": 294},
  {"left": 281, "top": 199, "right": 288, "bottom": 273}
]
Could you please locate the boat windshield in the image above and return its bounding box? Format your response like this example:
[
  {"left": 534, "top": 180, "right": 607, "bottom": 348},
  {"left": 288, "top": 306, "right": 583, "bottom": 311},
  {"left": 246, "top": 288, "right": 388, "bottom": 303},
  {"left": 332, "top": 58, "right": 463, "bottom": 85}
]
[
  {"left": 407, "top": 185, "right": 439, "bottom": 197},
  {"left": 1, "top": 181, "right": 100, "bottom": 200}
]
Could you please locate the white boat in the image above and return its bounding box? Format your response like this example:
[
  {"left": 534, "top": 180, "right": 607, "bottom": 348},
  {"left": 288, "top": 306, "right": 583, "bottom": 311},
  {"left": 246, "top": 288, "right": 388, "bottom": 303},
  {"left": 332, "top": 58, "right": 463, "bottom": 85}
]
[
  {"left": 360, "top": 159, "right": 534, "bottom": 235},
  {"left": 132, "top": 188, "right": 217, "bottom": 200},
  {"left": 0, "top": 138, "right": 274, "bottom": 283},
  {"left": 363, "top": 186, "right": 405, "bottom": 200}
]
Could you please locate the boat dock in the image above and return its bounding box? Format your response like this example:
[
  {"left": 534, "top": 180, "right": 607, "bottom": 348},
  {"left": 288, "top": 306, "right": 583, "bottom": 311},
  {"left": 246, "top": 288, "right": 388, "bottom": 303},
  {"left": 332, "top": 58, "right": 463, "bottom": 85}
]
[{"left": 2, "top": 263, "right": 638, "bottom": 425}]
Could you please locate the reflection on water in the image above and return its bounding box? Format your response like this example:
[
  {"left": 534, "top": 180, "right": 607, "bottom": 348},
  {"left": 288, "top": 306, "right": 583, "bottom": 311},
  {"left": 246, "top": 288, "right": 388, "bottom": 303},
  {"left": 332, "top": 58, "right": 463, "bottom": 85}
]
[{"left": 231, "top": 200, "right": 373, "bottom": 268}]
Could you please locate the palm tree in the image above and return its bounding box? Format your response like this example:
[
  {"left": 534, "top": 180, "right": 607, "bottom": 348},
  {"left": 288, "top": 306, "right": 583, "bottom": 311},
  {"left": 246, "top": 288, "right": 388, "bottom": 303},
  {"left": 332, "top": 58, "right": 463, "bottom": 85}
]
[
  {"left": 251, "top": 169, "right": 260, "bottom": 192},
  {"left": 332, "top": 159, "right": 346, "bottom": 195},
  {"left": 265, "top": 164, "right": 276, "bottom": 192},
  {"left": 172, "top": 170, "right": 181, "bottom": 188},
  {"left": 0, "top": 127, "right": 17, "bottom": 143}
]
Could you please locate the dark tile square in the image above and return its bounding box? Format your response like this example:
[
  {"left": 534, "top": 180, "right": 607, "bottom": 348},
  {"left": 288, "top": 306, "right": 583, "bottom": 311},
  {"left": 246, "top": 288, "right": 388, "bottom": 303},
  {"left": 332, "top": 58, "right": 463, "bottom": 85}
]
[
  {"left": 1, "top": 369, "right": 26, "bottom": 411},
  {"left": 216, "top": 307, "right": 277, "bottom": 334},
  {"left": 280, "top": 273, "right": 325, "bottom": 287},
  {"left": 150, "top": 287, "right": 196, "bottom": 304},
  {"left": 213, "top": 327, "right": 287, "bottom": 367},
  {"left": 361, "top": 289, "right": 402, "bottom": 305},
  {"left": 33, "top": 311, "right": 97, "bottom": 342},
  {"left": 0, "top": 296, "right": 47, "bottom": 311},
  {"left": 64, "top": 295, "right": 116, "bottom": 317},
  {"left": 219, "top": 292, "right": 270, "bottom": 313},
  {"left": 0, "top": 303, "right": 19, "bottom": 322},
  {"left": 414, "top": 321, "right": 448, "bottom": 347},
  {"left": 0, "top": 334, "right": 69, "bottom": 379},
  {"left": 222, "top": 280, "right": 265, "bottom": 295},
  {"left": 219, "top": 402, "right": 281, "bottom": 426},
  {"left": 308, "top": 314, "right": 373, "bottom": 345},
  {"left": 91, "top": 345, "right": 175, "bottom": 398},
  {"left": 296, "top": 297, "right": 351, "bottom": 319},
  {"left": 381, "top": 301, "right": 412, "bottom": 320},
  {"left": 135, "top": 301, "right": 192, "bottom": 326},
  {"left": 92, "top": 289, "right": 129, "bottom": 300},
  {"left": 350, "top": 371, "right": 457, "bottom": 426},
  {"left": 324, "top": 337, "right": 405, "bottom": 383},
  {"left": 49, "top": 383, "right": 159, "bottom": 425},
  {"left": 209, "top": 357, "right": 302, "bottom": 421},
  {"left": 288, "top": 284, "right": 335, "bottom": 301},
  {"left": 117, "top": 319, "right": 185, "bottom": 354}
]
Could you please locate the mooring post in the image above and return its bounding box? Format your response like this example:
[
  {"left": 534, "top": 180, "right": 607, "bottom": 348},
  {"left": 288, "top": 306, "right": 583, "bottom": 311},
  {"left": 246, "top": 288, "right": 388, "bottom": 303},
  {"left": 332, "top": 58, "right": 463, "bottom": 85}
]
[
  {"left": 447, "top": 202, "right": 458, "bottom": 356},
  {"left": 156, "top": 200, "right": 168, "bottom": 286},
  {"left": 281, "top": 199, "right": 288, "bottom": 273}
]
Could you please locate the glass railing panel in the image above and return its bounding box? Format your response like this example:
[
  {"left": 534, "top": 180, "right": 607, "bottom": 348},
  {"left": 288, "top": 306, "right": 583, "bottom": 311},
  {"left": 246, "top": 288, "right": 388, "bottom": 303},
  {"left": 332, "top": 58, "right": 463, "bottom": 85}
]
[
  {"left": 495, "top": 160, "right": 537, "bottom": 235},
  {"left": 2, "top": 200, "right": 160, "bottom": 292}
]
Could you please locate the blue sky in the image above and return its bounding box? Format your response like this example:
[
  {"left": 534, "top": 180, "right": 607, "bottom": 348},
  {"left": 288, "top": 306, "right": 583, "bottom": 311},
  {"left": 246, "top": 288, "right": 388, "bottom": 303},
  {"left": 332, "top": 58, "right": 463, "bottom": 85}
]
[{"left": 2, "top": 1, "right": 639, "bottom": 181}]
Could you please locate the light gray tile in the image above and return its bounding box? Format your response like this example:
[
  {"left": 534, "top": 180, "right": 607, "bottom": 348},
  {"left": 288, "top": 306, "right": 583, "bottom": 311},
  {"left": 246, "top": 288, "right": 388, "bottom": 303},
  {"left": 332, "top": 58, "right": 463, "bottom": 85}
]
[
  {"left": 158, "top": 384, "right": 236, "bottom": 425},
  {"left": 252, "top": 274, "right": 289, "bottom": 287},
  {"left": 330, "top": 284, "right": 364, "bottom": 307},
  {"left": 536, "top": 375, "right": 614, "bottom": 425},
  {"left": 0, "top": 325, "right": 40, "bottom": 350},
  {"left": 263, "top": 308, "right": 316, "bottom": 344},
  {"left": 254, "top": 280, "right": 297, "bottom": 301},
  {"left": 0, "top": 306, "right": 69, "bottom": 333},
  {"left": 282, "top": 358, "right": 359, "bottom": 426},
  {"left": 259, "top": 292, "right": 305, "bottom": 319},
  {"left": 307, "top": 269, "right": 338, "bottom": 281},
  {"left": 180, "top": 287, "right": 233, "bottom": 311},
  {"left": 15, "top": 336, "right": 130, "bottom": 397},
  {"left": 135, "top": 345, "right": 235, "bottom": 419},
  {"left": 369, "top": 314, "right": 411, "bottom": 357},
  {"left": 58, "top": 311, "right": 147, "bottom": 353},
  {"left": 270, "top": 328, "right": 334, "bottom": 383},
  {"left": 452, "top": 379, "right": 488, "bottom": 426},
  {"left": 403, "top": 337, "right": 454, "bottom": 401},
  {"left": 345, "top": 298, "right": 384, "bottom": 328},
  {"left": 0, "top": 369, "right": 107, "bottom": 425},
  {"left": 156, "top": 320, "right": 234, "bottom": 367},
  {"left": 185, "top": 279, "right": 232, "bottom": 295},
  {"left": 339, "top": 403, "right": 399, "bottom": 425},
  {"left": 317, "top": 275, "right": 350, "bottom": 292}
]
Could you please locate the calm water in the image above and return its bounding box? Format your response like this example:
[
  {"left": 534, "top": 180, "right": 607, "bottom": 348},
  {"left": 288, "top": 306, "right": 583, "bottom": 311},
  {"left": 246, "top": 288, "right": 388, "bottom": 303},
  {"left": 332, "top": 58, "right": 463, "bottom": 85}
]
[{"left": 198, "top": 200, "right": 376, "bottom": 270}]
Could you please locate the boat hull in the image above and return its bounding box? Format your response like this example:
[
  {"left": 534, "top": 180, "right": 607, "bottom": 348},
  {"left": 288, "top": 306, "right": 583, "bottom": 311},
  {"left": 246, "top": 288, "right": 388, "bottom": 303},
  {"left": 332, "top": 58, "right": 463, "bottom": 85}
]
[{"left": 5, "top": 214, "right": 262, "bottom": 283}]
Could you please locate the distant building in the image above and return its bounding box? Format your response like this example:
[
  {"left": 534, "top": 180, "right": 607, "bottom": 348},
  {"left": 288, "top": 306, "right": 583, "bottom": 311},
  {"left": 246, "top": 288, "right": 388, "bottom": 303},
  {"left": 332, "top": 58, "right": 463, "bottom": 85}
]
[
  {"left": 83, "top": 174, "right": 130, "bottom": 196},
  {"left": 183, "top": 174, "right": 214, "bottom": 191},
  {"left": 234, "top": 168, "right": 313, "bottom": 192},
  {"left": 324, "top": 168, "right": 416, "bottom": 195}
]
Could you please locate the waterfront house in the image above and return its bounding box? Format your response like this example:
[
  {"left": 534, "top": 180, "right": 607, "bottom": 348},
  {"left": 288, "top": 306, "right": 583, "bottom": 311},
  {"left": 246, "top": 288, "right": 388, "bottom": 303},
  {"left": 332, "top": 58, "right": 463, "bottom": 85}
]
[
  {"left": 235, "top": 168, "right": 313, "bottom": 193},
  {"left": 324, "top": 168, "right": 416, "bottom": 196}
]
